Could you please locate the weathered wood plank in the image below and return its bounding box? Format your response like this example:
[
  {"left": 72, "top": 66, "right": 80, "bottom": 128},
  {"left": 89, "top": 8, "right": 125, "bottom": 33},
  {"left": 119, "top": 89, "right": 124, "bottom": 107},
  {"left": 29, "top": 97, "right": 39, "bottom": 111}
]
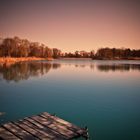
[
  {"left": 0, "top": 127, "right": 20, "bottom": 140},
  {"left": 25, "top": 117, "right": 66, "bottom": 140},
  {"left": 31, "top": 115, "right": 78, "bottom": 139},
  {"left": 41, "top": 112, "right": 86, "bottom": 135},
  {"left": 20, "top": 119, "right": 64, "bottom": 140},
  {"left": 14, "top": 120, "right": 45, "bottom": 140},
  {"left": 3, "top": 122, "right": 38, "bottom": 140},
  {"left": 0, "top": 112, "right": 88, "bottom": 140}
]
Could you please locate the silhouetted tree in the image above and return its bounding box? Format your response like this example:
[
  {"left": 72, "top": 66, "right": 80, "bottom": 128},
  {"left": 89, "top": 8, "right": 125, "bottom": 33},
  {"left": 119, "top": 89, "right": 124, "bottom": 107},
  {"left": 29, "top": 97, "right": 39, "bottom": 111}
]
[
  {"left": 52, "top": 48, "right": 61, "bottom": 58},
  {"left": 0, "top": 37, "right": 140, "bottom": 59},
  {"left": 95, "top": 48, "right": 140, "bottom": 59},
  {"left": 0, "top": 36, "right": 56, "bottom": 58}
]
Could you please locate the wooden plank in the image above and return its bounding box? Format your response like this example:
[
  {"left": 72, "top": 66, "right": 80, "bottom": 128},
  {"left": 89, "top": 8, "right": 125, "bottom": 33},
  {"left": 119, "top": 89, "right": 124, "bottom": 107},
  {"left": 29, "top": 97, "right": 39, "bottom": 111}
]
[
  {"left": 18, "top": 119, "right": 63, "bottom": 140},
  {"left": 24, "top": 118, "right": 66, "bottom": 140},
  {"left": 0, "top": 127, "right": 20, "bottom": 140},
  {"left": 0, "top": 112, "right": 87, "bottom": 140},
  {"left": 20, "top": 119, "right": 55, "bottom": 140},
  {"left": 41, "top": 112, "right": 86, "bottom": 135},
  {"left": 14, "top": 120, "right": 45, "bottom": 140},
  {"left": 3, "top": 122, "right": 38, "bottom": 140},
  {"left": 31, "top": 115, "right": 78, "bottom": 139}
]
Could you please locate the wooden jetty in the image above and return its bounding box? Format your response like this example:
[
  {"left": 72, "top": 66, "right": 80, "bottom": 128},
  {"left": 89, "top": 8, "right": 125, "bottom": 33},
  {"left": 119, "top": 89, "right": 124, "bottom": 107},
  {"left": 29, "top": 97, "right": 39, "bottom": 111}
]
[{"left": 0, "top": 112, "right": 89, "bottom": 140}]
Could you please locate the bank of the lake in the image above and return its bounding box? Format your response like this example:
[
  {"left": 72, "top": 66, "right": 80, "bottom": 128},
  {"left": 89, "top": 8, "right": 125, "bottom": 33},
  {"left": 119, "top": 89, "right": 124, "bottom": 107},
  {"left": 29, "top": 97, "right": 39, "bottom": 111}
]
[
  {"left": 0, "top": 57, "right": 53, "bottom": 65},
  {"left": 60, "top": 57, "right": 140, "bottom": 60},
  {"left": 92, "top": 57, "right": 140, "bottom": 60}
]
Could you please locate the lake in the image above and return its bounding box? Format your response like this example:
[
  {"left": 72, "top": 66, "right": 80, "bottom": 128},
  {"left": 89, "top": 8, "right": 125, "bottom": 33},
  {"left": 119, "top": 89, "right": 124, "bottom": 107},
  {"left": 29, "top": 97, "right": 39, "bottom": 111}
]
[{"left": 0, "top": 59, "right": 140, "bottom": 140}]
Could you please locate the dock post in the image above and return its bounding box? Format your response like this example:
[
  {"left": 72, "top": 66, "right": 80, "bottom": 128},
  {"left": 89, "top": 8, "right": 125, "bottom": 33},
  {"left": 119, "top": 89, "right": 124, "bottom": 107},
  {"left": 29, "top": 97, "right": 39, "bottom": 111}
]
[
  {"left": 84, "top": 126, "right": 90, "bottom": 140},
  {"left": 52, "top": 113, "right": 56, "bottom": 116}
]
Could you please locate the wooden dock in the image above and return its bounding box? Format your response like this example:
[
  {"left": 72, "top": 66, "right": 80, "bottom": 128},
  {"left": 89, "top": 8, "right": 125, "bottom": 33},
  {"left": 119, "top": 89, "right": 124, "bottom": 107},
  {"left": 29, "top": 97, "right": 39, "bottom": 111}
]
[{"left": 0, "top": 112, "right": 89, "bottom": 140}]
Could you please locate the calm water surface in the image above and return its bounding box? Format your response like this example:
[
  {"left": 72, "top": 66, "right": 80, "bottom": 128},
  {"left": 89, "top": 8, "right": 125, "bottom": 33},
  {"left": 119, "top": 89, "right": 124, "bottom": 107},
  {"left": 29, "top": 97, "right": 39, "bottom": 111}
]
[{"left": 0, "top": 59, "right": 140, "bottom": 140}]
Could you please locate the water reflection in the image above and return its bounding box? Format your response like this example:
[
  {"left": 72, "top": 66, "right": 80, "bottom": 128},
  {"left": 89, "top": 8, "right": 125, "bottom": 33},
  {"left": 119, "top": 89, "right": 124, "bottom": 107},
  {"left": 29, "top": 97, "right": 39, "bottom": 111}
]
[
  {"left": 71, "top": 63, "right": 140, "bottom": 72},
  {"left": 0, "top": 62, "right": 60, "bottom": 82},
  {"left": 0, "top": 61, "right": 140, "bottom": 82},
  {"left": 97, "top": 64, "right": 140, "bottom": 72},
  {"left": 61, "top": 61, "right": 140, "bottom": 71}
]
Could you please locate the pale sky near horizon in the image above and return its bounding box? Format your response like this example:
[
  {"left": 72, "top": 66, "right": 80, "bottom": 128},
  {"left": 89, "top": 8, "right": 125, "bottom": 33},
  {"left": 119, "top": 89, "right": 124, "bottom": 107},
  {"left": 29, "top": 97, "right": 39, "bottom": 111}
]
[{"left": 0, "top": 0, "right": 140, "bottom": 52}]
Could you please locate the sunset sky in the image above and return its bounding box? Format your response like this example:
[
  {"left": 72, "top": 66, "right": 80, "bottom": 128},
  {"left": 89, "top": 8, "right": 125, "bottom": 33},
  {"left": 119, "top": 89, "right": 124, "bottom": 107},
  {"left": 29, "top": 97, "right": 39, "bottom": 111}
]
[{"left": 0, "top": 0, "right": 140, "bottom": 52}]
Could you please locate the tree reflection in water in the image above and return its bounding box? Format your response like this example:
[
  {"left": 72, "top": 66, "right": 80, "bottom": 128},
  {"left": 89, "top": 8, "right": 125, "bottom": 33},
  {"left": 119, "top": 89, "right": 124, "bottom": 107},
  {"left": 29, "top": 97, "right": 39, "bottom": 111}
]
[
  {"left": 72, "top": 63, "right": 140, "bottom": 72},
  {"left": 0, "top": 61, "right": 140, "bottom": 82},
  {"left": 0, "top": 62, "right": 61, "bottom": 82},
  {"left": 97, "top": 64, "right": 140, "bottom": 72}
]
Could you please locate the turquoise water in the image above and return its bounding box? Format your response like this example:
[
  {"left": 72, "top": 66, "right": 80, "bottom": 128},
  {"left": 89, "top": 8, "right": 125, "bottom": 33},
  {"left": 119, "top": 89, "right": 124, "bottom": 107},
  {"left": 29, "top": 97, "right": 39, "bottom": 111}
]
[{"left": 0, "top": 59, "right": 140, "bottom": 140}]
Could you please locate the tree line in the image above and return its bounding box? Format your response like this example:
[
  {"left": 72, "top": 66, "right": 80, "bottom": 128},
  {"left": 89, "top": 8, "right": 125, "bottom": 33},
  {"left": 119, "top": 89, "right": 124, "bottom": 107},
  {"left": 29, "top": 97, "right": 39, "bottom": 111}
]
[
  {"left": 94, "top": 48, "right": 140, "bottom": 60},
  {"left": 0, "top": 37, "right": 61, "bottom": 58},
  {"left": 63, "top": 48, "right": 140, "bottom": 59},
  {"left": 0, "top": 36, "right": 140, "bottom": 59}
]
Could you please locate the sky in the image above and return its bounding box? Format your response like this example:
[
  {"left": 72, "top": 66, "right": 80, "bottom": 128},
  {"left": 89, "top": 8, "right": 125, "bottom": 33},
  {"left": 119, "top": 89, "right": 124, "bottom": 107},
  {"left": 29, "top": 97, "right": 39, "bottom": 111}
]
[{"left": 0, "top": 0, "right": 140, "bottom": 52}]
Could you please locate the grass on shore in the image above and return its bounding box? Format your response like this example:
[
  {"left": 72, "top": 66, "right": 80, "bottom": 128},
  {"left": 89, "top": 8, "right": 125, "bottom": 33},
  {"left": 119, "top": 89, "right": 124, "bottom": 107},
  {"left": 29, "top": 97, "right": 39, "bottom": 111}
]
[{"left": 0, "top": 57, "right": 53, "bottom": 65}]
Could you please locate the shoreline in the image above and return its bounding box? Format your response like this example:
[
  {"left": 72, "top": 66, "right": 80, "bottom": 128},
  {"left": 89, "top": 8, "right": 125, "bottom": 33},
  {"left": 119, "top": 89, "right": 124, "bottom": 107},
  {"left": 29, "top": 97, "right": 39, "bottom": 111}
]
[
  {"left": 0, "top": 57, "right": 53, "bottom": 65},
  {"left": 60, "top": 57, "right": 140, "bottom": 60},
  {"left": 0, "top": 57, "right": 140, "bottom": 65}
]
